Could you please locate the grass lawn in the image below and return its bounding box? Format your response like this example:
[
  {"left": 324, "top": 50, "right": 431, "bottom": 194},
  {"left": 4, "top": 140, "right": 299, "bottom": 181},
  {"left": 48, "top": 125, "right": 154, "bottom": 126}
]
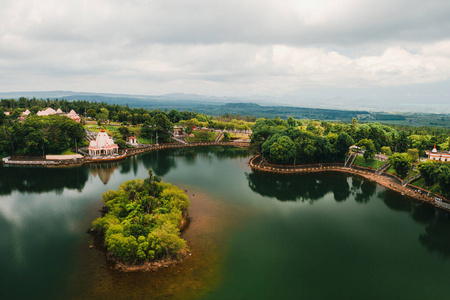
[
  {"left": 186, "top": 131, "right": 218, "bottom": 142},
  {"left": 60, "top": 149, "right": 77, "bottom": 155},
  {"left": 230, "top": 133, "right": 250, "bottom": 140},
  {"left": 137, "top": 137, "right": 153, "bottom": 144},
  {"left": 353, "top": 156, "right": 384, "bottom": 169},
  {"left": 403, "top": 169, "right": 419, "bottom": 181},
  {"left": 386, "top": 165, "right": 396, "bottom": 174}
]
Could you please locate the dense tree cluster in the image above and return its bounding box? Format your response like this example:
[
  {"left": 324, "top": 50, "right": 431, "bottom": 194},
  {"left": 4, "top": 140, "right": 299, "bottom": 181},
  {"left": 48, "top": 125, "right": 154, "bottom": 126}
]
[
  {"left": 251, "top": 117, "right": 450, "bottom": 166},
  {"left": 0, "top": 115, "right": 84, "bottom": 157},
  {"left": 418, "top": 161, "right": 450, "bottom": 198},
  {"left": 252, "top": 118, "right": 355, "bottom": 164},
  {"left": 92, "top": 170, "right": 190, "bottom": 263}
]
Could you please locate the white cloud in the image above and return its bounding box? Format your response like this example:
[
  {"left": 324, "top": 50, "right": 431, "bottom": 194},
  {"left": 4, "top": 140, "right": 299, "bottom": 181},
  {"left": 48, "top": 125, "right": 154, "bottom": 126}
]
[{"left": 0, "top": 0, "right": 450, "bottom": 99}]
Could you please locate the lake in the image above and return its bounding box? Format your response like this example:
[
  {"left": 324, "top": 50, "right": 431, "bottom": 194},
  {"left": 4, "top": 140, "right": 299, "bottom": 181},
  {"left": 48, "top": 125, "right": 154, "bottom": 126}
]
[{"left": 1, "top": 146, "right": 450, "bottom": 299}]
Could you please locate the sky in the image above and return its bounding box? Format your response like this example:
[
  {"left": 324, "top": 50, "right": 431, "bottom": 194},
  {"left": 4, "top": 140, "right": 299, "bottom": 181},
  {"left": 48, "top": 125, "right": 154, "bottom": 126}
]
[{"left": 1, "top": 0, "right": 450, "bottom": 111}]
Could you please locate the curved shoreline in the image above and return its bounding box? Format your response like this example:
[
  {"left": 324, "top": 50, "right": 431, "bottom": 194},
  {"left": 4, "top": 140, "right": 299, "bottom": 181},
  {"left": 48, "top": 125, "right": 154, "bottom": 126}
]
[
  {"left": 1, "top": 141, "right": 250, "bottom": 167},
  {"left": 249, "top": 155, "right": 450, "bottom": 212}
]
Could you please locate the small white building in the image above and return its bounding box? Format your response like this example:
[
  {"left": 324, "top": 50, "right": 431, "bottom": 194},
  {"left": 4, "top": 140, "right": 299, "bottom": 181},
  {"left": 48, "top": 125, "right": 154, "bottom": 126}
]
[
  {"left": 88, "top": 130, "right": 119, "bottom": 156},
  {"left": 127, "top": 136, "right": 138, "bottom": 146}
]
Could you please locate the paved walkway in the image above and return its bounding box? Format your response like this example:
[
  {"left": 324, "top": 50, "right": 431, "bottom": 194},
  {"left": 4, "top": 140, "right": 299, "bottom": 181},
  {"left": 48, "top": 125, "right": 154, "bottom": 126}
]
[{"left": 249, "top": 155, "right": 449, "bottom": 212}]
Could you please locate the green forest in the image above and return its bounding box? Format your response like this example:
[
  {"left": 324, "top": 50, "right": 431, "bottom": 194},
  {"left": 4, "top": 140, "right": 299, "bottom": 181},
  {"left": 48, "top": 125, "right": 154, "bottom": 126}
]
[
  {"left": 251, "top": 117, "right": 450, "bottom": 198},
  {"left": 0, "top": 115, "right": 84, "bottom": 157},
  {"left": 92, "top": 170, "right": 190, "bottom": 264}
]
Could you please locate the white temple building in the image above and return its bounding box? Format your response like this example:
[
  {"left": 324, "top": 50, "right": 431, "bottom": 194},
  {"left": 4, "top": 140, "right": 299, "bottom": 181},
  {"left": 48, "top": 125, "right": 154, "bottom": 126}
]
[
  {"left": 88, "top": 130, "right": 119, "bottom": 156},
  {"left": 36, "top": 107, "right": 81, "bottom": 122},
  {"left": 426, "top": 144, "right": 450, "bottom": 162}
]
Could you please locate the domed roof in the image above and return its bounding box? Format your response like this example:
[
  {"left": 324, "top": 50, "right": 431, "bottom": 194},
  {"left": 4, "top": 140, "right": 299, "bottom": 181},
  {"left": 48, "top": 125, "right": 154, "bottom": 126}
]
[{"left": 94, "top": 130, "right": 115, "bottom": 147}]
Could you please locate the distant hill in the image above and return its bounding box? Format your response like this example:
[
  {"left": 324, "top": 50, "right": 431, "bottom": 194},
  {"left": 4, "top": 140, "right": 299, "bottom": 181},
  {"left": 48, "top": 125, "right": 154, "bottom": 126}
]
[{"left": 0, "top": 91, "right": 449, "bottom": 126}]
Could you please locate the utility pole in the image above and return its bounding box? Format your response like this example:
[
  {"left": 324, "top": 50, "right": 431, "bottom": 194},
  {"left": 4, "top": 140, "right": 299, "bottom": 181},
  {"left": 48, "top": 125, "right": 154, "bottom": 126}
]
[{"left": 156, "top": 132, "right": 158, "bottom": 145}]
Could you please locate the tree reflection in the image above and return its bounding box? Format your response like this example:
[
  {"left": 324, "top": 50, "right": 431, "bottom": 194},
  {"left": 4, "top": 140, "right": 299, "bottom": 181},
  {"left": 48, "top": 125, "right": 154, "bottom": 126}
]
[
  {"left": 378, "top": 190, "right": 450, "bottom": 257},
  {"left": 141, "top": 150, "right": 177, "bottom": 177},
  {"left": 246, "top": 171, "right": 360, "bottom": 203},
  {"left": 0, "top": 166, "right": 89, "bottom": 195}
]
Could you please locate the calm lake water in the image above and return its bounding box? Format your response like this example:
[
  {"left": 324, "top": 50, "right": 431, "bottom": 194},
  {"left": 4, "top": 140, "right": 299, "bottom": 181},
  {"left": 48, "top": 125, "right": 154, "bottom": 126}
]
[{"left": 1, "top": 147, "right": 450, "bottom": 299}]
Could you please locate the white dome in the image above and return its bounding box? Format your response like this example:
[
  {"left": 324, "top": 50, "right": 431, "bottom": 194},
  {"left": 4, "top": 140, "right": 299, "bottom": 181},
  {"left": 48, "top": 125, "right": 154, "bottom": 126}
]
[{"left": 95, "top": 131, "right": 115, "bottom": 147}]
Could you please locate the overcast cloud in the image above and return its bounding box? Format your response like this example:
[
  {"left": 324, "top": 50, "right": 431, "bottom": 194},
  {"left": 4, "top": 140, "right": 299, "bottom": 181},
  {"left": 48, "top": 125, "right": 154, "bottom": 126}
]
[{"left": 1, "top": 0, "right": 449, "bottom": 109}]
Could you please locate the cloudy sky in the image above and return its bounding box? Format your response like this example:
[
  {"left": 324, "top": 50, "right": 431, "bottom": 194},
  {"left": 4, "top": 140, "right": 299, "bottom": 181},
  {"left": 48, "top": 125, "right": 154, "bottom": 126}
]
[{"left": 1, "top": 0, "right": 450, "bottom": 110}]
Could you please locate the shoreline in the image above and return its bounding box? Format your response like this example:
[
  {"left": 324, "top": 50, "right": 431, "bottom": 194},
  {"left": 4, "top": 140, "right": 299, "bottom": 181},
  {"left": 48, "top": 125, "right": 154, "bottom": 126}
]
[
  {"left": 1, "top": 141, "right": 250, "bottom": 168},
  {"left": 249, "top": 155, "right": 450, "bottom": 212}
]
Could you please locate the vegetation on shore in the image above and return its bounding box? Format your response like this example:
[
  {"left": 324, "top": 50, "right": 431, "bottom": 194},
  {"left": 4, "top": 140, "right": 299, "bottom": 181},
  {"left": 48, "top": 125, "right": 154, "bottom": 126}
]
[
  {"left": 0, "top": 114, "right": 84, "bottom": 157},
  {"left": 416, "top": 161, "right": 450, "bottom": 198},
  {"left": 92, "top": 170, "right": 190, "bottom": 264}
]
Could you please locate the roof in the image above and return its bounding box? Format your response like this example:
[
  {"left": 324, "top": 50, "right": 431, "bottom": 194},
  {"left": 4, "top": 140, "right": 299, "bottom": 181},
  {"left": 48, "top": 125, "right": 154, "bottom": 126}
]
[{"left": 88, "top": 131, "right": 118, "bottom": 150}]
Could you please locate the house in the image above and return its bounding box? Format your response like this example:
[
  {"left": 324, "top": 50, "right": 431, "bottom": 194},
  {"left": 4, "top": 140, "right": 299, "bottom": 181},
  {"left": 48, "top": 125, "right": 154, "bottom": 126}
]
[
  {"left": 173, "top": 126, "right": 185, "bottom": 137},
  {"left": 88, "top": 130, "right": 119, "bottom": 156},
  {"left": 20, "top": 109, "right": 31, "bottom": 120},
  {"left": 127, "top": 136, "right": 138, "bottom": 146}
]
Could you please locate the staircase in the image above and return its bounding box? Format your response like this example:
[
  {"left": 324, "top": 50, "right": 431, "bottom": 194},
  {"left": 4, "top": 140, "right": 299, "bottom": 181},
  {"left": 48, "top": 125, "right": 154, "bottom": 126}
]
[
  {"left": 402, "top": 173, "right": 421, "bottom": 187},
  {"left": 171, "top": 134, "right": 188, "bottom": 144},
  {"left": 344, "top": 153, "right": 357, "bottom": 168},
  {"left": 215, "top": 131, "right": 224, "bottom": 142},
  {"left": 85, "top": 129, "right": 97, "bottom": 142},
  {"left": 375, "top": 162, "right": 390, "bottom": 175}
]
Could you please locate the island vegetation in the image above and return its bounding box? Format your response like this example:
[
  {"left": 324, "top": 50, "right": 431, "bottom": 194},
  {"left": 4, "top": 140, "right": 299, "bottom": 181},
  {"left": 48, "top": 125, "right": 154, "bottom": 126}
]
[{"left": 92, "top": 170, "right": 190, "bottom": 265}]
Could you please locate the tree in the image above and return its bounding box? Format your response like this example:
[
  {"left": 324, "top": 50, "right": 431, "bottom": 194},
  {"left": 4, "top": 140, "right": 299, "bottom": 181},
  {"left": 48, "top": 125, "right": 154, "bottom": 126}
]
[
  {"left": 269, "top": 136, "right": 296, "bottom": 164},
  {"left": 407, "top": 148, "right": 419, "bottom": 163},
  {"left": 87, "top": 109, "right": 97, "bottom": 119},
  {"left": 334, "top": 132, "right": 354, "bottom": 161},
  {"left": 357, "top": 139, "right": 376, "bottom": 162},
  {"left": 435, "top": 164, "right": 450, "bottom": 198},
  {"left": 396, "top": 131, "right": 409, "bottom": 153},
  {"left": 388, "top": 153, "right": 411, "bottom": 178},
  {"left": 418, "top": 160, "right": 439, "bottom": 186},
  {"left": 287, "top": 116, "right": 296, "bottom": 127},
  {"left": 118, "top": 126, "right": 130, "bottom": 140},
  {"left": 306, "top": 123, "right": 319, "bottom": 134},
  {"left": 381, "top": 146, "right": 392, "bottom": 156},
  {"left": 222, "top": 132, "right": 231, "bottom": 142},
  {"left": 97, "top": 108, "right": 109, "bottom": 122},
  {"left": 140, "top": 113, "right": 173, "bottom": 143}
]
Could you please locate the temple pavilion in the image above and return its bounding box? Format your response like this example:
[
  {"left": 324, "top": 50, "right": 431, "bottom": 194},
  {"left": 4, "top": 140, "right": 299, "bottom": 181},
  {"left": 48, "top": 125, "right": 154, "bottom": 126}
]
[
  {"left": 426, "top": 144, "right": 450, "bottom": 162},
  {"left": 88, "top": 130, "right": 119, "bottom": 156}
]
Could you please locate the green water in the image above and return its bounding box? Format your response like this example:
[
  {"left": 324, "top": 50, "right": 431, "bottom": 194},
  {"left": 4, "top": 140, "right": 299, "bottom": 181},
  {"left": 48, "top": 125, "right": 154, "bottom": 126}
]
[{"left": 1, "top": 147, "right": 450, "bottom": 299}]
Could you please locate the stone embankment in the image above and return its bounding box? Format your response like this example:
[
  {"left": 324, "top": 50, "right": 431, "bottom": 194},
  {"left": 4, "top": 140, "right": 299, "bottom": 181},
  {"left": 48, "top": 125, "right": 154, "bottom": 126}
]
[
  {"left": 123, "top": 141, "right": 250, "bottom": 157},
  {"left": 249, "top": 155, "right": 450, "bottom": 212},
  {"left": 1, "top": 141, "right": 250, "bottom": 167}
]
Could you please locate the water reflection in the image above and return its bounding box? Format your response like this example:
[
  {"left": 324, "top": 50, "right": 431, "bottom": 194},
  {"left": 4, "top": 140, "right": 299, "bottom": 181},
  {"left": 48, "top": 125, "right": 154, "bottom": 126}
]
[
  {"left": 378, "top": 190, "right": 450, "bottom": 258},
  {"left": 89, "top": 163, "right": 119, "bottom": 184},
  {"left": 246, "top": 171, "right": 373, "bottom": 203},
  {"left": 0, "top": 166, "right": 89, "bottom": 195}
]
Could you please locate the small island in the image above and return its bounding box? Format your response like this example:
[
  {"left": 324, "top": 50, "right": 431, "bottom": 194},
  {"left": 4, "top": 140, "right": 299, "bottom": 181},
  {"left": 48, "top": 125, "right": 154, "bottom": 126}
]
[{"left": 92, "top": 170, "right": 190, "bottom": 270}]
